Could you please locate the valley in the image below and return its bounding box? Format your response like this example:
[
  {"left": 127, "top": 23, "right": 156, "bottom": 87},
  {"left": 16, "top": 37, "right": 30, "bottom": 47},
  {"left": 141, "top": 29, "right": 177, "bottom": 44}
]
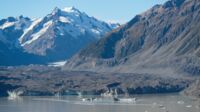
[
  {"left": 0, "top": 0, "right": 200, "bottom": 100},
  {"left": 0, "top": 65, "right": 194, "bottom": 97}
]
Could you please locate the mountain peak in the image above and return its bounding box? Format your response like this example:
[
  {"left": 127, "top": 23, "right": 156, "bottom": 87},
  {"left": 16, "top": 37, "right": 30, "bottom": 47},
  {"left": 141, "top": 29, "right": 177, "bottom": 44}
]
[
  {"left": 17, "top": 15, "right": 30, "bottom": 21},
  {"left": 50, "top": 6, "right": 81, "bottom": 17},
  {"left": 163, "top": 0, "right": 186, "bottom": 8},
  {"left": 51, "top": 7, "right": 61, "bottom": 15},
  {"left": 62, "top": 6, "right": 80, "bottom": 13}
]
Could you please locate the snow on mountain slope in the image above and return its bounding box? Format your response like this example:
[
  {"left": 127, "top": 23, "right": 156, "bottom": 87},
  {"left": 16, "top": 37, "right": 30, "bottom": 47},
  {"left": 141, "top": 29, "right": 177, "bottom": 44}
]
[
  {"left": 0, "top": 16, "right": 31, "bottom": 30},
  {"left": 0, "top": 16, "right": 48, "bottom": 66},
  {"left": 18, "top": 18, "right": 42, "bottom": 44},
  {"left": 20, "top": 7, "right": 119, "bottom": 44},
  {"left": 59, "top": 16, "right": 70, "bottom": 23},
  {"left": 0, "top": 22, "right": 15, "bottom": 29},
  {"left": 48, "top": 60, "right": 67, "bottom": 67},
  {"left": 18, "top": 7, "right": 119, "bottom": 62},
  {"left": 0, "top": 16, "right": 32, "bottom": 48},
  {"left": 21, "top": 20, "right": 53, "bottom": 46}
]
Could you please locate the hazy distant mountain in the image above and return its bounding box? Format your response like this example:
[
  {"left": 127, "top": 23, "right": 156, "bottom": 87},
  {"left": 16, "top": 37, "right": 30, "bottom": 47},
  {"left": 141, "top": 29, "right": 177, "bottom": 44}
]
[
  {"left": 0, "top": 7, "right": 119, "bottom": 65},
  {"left": 65, "top": 0, "right": 200, "bottom": 76}
]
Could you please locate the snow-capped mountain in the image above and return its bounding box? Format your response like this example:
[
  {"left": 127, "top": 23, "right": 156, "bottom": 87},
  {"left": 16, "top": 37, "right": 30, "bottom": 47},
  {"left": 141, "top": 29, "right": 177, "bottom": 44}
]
[
  {"left": 0, "top": 7, "right": 119, "bottom": 65},
  {"left": 18, "top": 7, "right": 119, "bottom": 61},
  {"left": 0, "top": 16, "right": 31, "bottom": 48},
  {"left": 0, "top": 16, "right": 47, "bottom": 66},
  {"left": 0, "top": 16, "right": 31, "bottom": 30}
]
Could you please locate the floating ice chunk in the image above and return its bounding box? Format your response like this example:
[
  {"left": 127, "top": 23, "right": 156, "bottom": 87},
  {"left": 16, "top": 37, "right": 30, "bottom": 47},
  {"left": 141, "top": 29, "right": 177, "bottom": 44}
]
[
  {"left": 177, "top": 100, "right": 184, "bottom": 104},
  {"left": 186, "top": 105, "right": 192, "bottom": 108},
  {"left": 7, "top": 90, "right": 23, "bottom": 100},
  {"left": 159, "top": 104, "right": 166, "bottom": 110},
  {"left": 119, "top": 98, "right": 137, "bottom": 103},
  {"left": 54, "top": 92, "right": 61, "bottom": 97}
]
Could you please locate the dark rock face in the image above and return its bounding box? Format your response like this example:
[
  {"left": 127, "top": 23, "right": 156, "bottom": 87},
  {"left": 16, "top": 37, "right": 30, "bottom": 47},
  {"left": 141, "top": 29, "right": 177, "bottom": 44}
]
[
  {"left": 127, "top": 85, "right": 184, "bottom": 94},
  {"left": 163, "top": 0, "right": 186, "bottom": 8},
  {"left": 65, "top": 0, "right": 200, "bottom": 76},
  {"left": 0, "top": 41, "right": 45, "bottom": 66},
  {"left": 183, "top": 80, "right": 200, "bottom": 98},
  {"left": 0, "top": 83, "right": 21, "bottom": 97}
]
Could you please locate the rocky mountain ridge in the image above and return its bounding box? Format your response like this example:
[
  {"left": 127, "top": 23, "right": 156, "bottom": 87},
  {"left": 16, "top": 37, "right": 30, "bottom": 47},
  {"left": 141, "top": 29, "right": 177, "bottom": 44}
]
[{"left": 65, "top": 0, "right": 200, "bottom": 77}]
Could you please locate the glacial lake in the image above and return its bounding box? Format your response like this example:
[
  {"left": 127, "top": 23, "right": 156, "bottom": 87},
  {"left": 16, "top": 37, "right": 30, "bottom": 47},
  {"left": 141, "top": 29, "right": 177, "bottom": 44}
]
[{"left": 0, "top": 94, "right": 199, "bottom": 112}]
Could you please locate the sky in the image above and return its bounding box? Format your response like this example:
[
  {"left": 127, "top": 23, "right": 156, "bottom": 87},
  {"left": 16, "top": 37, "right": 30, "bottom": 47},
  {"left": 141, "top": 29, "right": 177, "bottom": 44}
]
[{"left": 0, "top": 0, "right": 168, "bottom": 24}]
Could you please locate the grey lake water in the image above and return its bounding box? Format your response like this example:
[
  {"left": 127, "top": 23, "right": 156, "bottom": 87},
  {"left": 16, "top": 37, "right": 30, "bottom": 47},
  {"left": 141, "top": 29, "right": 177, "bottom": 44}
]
[{"left": 0, "top": 94, "right": 199, "bottom": 112}]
